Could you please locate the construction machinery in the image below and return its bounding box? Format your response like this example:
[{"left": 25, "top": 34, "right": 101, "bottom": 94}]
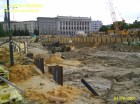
[
  {"left": 108, "top": 0, "right": 128, "bottom": 36},
  {"left": 0, "top": 65, "right": 24, "bottom": 104},
  {"left": 42, "top": 41, "right": 75, "bottom": 53}
]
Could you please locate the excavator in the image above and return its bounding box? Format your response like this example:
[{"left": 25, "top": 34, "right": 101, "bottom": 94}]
[
  {"left": 42, "top": 40, "right": 75, "bottom": 53},
  {"left": 113, "top": 19, "right": 128, "bottom": 36}
]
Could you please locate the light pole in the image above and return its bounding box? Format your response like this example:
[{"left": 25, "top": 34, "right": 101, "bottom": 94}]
[{"left": 7, "top": 0, "right": 14, "bottom": 66}]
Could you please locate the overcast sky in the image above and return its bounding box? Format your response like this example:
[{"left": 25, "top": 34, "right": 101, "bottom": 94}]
[{"left": 0, "top": 0, "right": 139, "bottom": 25}]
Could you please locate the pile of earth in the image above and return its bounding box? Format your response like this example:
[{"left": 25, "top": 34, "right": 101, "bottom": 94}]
[
  {"left": 28, "top": 48, "right": 49, "bottom": 60},
  {"left": 9, "top": 64, "right": 38, "bottom": 83},
  {"left": 0, "top": 46, "right": 21, "bottom": 66},
  {"left": 46, "top": 54, "right": 64, "bottom": 64},
  {"left": 26, "top": 85, "right": 82, "bottom": 103},
  {"left": 0, "top": 46, "right": 10, "bottom": 65}
]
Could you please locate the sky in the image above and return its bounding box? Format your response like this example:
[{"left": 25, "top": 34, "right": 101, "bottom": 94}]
[{"left": 0, "top": 0, "right": 140, "bottom": 25}]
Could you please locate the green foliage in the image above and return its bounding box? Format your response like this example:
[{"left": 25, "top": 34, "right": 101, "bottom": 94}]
[
  {"left": 34, "top": 29, "right": 39, "bottom": 35},
  {"left": 0, "top": 23, "right": 5, "bottom": 37},
  {"left": 12, "top": 29, "right": 30, "bottom": 36},
  {"left": 21, "top": 30, "right": 25, "bottom": 36},
  {"left": 110, "top": 21, "right": 133, "bottom": 30},
  {"left": 133, "top": 21, "right": 140, "bottom": 28},
  {"left": 99, "top": 25, "right": 108, "bottom": 32},
  {"left": 24, "top": 29, "right": 30, "bottom": 36},
  {"left": 110, "top": 24, "right": 115, "bottom": 30}
]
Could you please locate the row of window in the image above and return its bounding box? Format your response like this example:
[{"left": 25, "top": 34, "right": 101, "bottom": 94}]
[
  {"left": 92, "top": 24, "right": 102, "bottom": 25},
  {"left": 60, "top": 27, "right": 89, "bottom": 30},
  {"left": 60, "top": 31, "right": 89, "bottom": 35},
  {"left": 60, "top": 21, "right": 89, "bottom": 25}
]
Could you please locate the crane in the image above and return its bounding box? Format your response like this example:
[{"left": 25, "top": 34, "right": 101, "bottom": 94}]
[
  {"left": 108, "top": 0, "right": 128, "bottom": 36},
  {"left": 108, "top": 0, "right": 119, "bottom": 30}
]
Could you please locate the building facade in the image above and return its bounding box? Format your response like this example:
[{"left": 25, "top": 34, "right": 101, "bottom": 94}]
[
  {"left": 0, "top": 21, "right": 38, "bottom": 34},
  {"left": 91, "top": 21, "right": 103, "bottom": 32},
  {"left": 37, "top": 17, "right": 57, "bottom": 35},
  {"left": 37, "top": 16, "right": 92, "bottom": 35}
]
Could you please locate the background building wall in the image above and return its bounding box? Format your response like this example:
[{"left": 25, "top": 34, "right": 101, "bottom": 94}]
[
  {"left": 38, "top": 16, "right": 92, "bottom": 35},
  {"left": 0, "top": 21, "right": 38, "bottom": 34},
  {"left": 91, "top": 21, "right": 103, "bottom": 32}
]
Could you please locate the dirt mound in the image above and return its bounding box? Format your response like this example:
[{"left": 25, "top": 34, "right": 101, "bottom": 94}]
[
  {"left": 28, "top": 48, "right": 49, "bottom": 59},
  {"left": 26, "top": 86, "right": 81, "bottom": 103},
  {"left": 0, "top": 46, "right": 10, "bottom": 64},
  {"left": 47, "top": 86, "right": 81, "bottom": 102},
  {"left": 0, "top": 46, "right": 21, "bottom": 66},
  {"left": 46, "top": 55, "right": 64, "bottom": 64},
  {"left": 9, "top": 64, "right": 38, "bottom": 83},
  {"left": 63, "top": 60, "right": 81, "bottom": 66}
]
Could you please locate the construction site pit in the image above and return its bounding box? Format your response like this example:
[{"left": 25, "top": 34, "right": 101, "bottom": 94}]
[{"left": 0, "top": 41, "right": 140, "bottom": 104}]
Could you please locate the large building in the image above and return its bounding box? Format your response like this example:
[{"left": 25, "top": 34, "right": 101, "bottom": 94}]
[
  {"left": 0, "top": 21, "right": 38, "bottom": 34},
  {"left": 91, "top": 21, "right": 103, "bottom": 32},
  {"left": 37, "top": 17, "right": 57, "bottom": 35},
  {"left": 37, "top": 16, "right": 92, "bottom": 35}
]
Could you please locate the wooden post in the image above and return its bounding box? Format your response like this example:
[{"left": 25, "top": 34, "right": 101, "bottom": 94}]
[
  {"left": 115, "top": 37, "right": 117, "bottom": 43},
  {"left": 97, "top": 37, "right": 98, "bottom": 42},
  {"left": 121, "top": 37, "right": 123, "bottom": 43},
  {"left": 101, "top": 36, "right": 102, "bottom": 43},
  {"left": 106, "top": 37, "right": 107, "bottom": 43}
]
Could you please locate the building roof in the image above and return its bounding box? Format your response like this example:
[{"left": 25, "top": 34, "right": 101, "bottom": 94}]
[
  {"left": 56, "top": 16, "right": 91, "bottom": 20},
  {"left": 37, "top": 16, "right": 91, "bottom": 20}
]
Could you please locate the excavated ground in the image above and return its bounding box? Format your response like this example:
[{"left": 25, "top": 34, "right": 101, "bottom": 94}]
[
  {"left": 1, "top": 41, "right": 140, "bottom": 104},
  {"left": 61, "top": 43, "right": 140, "bottom": 104}
]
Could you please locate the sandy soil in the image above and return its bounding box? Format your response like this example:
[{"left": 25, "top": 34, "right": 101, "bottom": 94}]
[
  {"left": 1, "top": 42, "right": 140, "bottom": 104},
  {"left": 61, "top": 44, "right": 140, "bottom": 104}
]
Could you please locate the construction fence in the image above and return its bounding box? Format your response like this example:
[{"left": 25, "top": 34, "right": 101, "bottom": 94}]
[{"left": 43, "top": 36, "right": 140, "bottom": 44}]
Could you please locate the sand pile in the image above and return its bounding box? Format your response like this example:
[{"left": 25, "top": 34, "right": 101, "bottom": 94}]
[
  {"left": 63, "top": 60, "right": 81, "bottom": 66},
  {"left": 26, "top": 86, "right": 81, "bottom": 103},
  {"left": 46, "top": 54, "right": 64, "bottom": 64},
  {"left": 0, "top": 46, "right": 21, "bottom": 66},
  {"left": 28, "top": 48, "right": 49, "bottom": 59},
  {"left": 46, "top": 86, "right": 81, "bottom": 102},
  {"left": 0, "top": 46, "right": 10, "bottom": 64},
  {"left": 9, "top": 64, "right": 38, "bottom": 83}
]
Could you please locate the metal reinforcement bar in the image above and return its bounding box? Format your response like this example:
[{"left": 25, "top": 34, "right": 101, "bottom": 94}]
[
  {"left": 81, "top": 79, "right": 99, "bottom": 96},
  {"left": 0, "top": 76, "right": 25, "bottom": 96}
]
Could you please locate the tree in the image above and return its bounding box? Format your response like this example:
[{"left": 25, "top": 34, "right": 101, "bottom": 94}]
[
  {"left": 17, "top": 29, "right": 21, "bottom": 36},
  {"left": 133, "top": 20, "right": 140, "bottom": 28},
  {"left": 34, "top": 29, "right": 39, "bottom": 35},
  {"left": 12, "top": 29, "right": 18, "bottom": 36},
  {"left": 20, "top": 29, "right": 25, "bottom": 36},
  {"left": 0, "top": 23, "right": 5, "bottom": 37},
  {"left": 110, "top": 24, "right": 115, "bottom": 30},
  {"left": 24, "top": 29, "right": 30, "bottom": 36},
  {"left": 99, "top": 25, "right": 108, "bottom": 32}
]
